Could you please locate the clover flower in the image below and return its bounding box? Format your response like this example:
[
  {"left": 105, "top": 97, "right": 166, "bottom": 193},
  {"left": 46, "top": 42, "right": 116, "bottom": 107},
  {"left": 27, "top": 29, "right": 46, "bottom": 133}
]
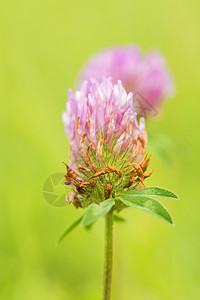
[
  {"left": 62, "top": 78, "right": 153, "bottom": 207},
  {"left": 77, "top": 46, "right": 174, "bottom": 117},
  {"left": 58, "top": 50, "right": 178, "bottom": 300}
]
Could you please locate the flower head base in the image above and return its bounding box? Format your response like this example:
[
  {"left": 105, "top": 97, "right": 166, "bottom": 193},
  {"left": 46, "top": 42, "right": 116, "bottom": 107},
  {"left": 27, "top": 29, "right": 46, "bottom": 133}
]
[
  {"left": 62, "top": 78, "right": 153, "bottom": 207},
  {"left": 77, "top": 46, "right": 174, "bottom": 117}
]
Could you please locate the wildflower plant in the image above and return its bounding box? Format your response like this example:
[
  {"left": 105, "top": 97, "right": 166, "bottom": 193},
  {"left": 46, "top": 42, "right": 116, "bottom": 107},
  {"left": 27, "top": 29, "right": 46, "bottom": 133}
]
[{"left": 60, "top": 78, "right": 178, "bottom": 300}]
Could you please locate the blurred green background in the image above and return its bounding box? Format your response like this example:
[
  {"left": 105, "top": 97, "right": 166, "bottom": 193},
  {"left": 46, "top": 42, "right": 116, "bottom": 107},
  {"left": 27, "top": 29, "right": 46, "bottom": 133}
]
[{"left": 0, "top": 0, "right": 200, "bottom": 299}]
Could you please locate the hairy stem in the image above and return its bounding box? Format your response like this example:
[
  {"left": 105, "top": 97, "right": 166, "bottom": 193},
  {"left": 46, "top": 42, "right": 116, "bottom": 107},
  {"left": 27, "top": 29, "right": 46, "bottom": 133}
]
[{"left": 102, "top": 209, "right": 113, "bottom": 300}]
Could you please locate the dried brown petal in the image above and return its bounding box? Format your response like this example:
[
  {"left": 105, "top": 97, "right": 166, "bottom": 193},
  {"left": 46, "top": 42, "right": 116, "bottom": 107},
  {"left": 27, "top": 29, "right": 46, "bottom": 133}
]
[
  {"left": 130, "top": 139, "right": 140, "bottom": 159},
  {"left": 138, "top": 135, "right": 146, "bottom": 155},
  {"left": 105, "top": 183, "right": 112, "bottom": 199},
  {"left": 140, "top": 154, "right": 152, "bottom": 172},
  {"left": 89, "top": 166, "right": 122, "bottom": 179},
  {"left": 76, "top": 116, "right": 80, "bottom": 131},
  {"left": 123, "top": 163, "right": 144, "bottom": 181},
  {"left": 77, "top": 165, "right": 91, "bottom": 172},
  {"left": 97, "top": 135, "right": 104, "bottom": 154},
  {"left": 84, "top": 144, "right": 98, "bottom": 172},
  {"left": 128, "top": 119, "right": 133, "bottom": 134},
  {"left": 144, "top": 169, "right": 154, "bottom": 178},
  {"left": 63, "top": 162, "right": 83, "bottom": 184},
  {"left": 79, "top": 181, "right": 96, "bottom": 188},
  {"left": 124, "top": 171, "right": 136, "bottom": 188},
  {"left": 81, "top": 133, "right": 86, "bottom": 145}
]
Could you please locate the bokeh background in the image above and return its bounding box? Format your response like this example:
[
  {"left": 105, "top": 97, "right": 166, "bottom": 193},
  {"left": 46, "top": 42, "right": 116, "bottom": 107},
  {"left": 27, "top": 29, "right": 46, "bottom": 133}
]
[{"left": 1, "top": 0, "right": 200, "bottom": 299}]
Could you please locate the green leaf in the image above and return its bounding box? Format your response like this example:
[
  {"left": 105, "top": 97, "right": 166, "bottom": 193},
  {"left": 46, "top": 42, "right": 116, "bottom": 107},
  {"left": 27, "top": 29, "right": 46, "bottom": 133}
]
[
  {"left": 113, "top": 214, "right": 126, "bottom": 223},
  {"left": 119, "top": 194, "right": 173, "bottom": 224},
  {"left": 58, "top": 216, "right": 83, "bottom": 244},
  {"left": 125, "top": 187, "right": 179, "bottom": 199},
  {"left": 82, "top": 198, "right": 115, "bottom": 227}
]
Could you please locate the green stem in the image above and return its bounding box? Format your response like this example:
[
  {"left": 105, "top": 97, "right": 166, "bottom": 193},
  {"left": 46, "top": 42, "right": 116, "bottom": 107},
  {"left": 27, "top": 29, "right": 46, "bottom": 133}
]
[{"left": 102, "top": 209, "right": 113, "bottom": 300}]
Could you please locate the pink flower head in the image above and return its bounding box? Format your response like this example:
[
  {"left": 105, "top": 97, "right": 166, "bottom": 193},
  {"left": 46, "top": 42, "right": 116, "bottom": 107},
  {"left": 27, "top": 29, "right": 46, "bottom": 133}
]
[
  {"left": 63, "top": 78, "right": 146, "bottom": 163},
  {"left": 77, "top": 46, "right": 174, "bottom": 117},
  {"left": 62, "top": 78, "right": 153, "bottom": 207}
]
